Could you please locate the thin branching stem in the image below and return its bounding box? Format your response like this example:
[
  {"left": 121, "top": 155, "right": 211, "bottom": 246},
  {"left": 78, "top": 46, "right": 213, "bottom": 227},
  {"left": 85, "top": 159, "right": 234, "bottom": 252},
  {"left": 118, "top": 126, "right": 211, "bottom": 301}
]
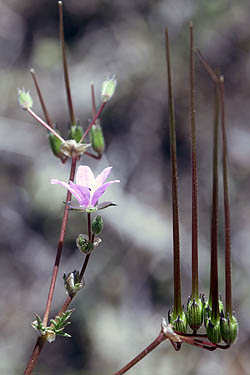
[
  {"left": 218, "top": 75, "right": 232, "bottom": 317},
  {"left": 80, "top": 101, "right": 106, "bottom": 142},
  {"left": 26, "top": 108, "right": 65, "bottom": 143},
  {"left": 209, "top": 85, "right": 220, "bottom": 320},
  {"left": 58, "top": 1, "right": 76, "bottom": 125},
  {"left": 195, "top": 49, "right": 218, "bottom": 83},
  {"left": 91, "top": 83, "right": 97, "bottom": 118},
  {"left": 114, "top": 332, "right": 166, "bottom": 375},
  {"left": 43, "top": 156, "right": 77, "bottom": 326},
  {"left": 165, "top": 27, "right": 182, "bottom": 315},
  {"left": 30, "top": 69, "right": 54, "bottom": 128},
  {"left": 189, "top": 22, "right": 199, "bottom": 300}
]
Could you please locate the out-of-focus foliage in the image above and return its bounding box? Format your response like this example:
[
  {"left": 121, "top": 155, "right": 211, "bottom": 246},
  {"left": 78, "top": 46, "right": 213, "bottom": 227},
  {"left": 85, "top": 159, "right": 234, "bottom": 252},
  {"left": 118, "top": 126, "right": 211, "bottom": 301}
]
[{"left": 1, "top": 0, "right": 250, "bottom": 374}]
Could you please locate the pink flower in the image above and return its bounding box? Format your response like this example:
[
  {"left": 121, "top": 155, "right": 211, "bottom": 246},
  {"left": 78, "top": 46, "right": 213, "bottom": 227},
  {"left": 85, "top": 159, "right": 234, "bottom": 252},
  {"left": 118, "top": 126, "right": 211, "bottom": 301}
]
[{"left": 51, "top": 166, "right": 120, "bottom": 211}]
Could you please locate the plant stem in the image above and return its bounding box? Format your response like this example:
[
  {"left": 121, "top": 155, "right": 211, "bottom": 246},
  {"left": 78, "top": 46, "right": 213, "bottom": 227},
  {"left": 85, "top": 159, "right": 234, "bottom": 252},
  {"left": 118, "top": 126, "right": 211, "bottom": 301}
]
[
  {"left": 80, "top": 101, "right": 106, "bottom": 143},
  {"left": 195, "top": 49, "right": 218, "bottom": 83},
  {"left": 218, "top": 75, "right": 232, "bottom": 317},
  {"left": 30, "top": 69, "right": 54, "bottom": 128},
  {"left": 209, "top": 84, "right": 220, "bottom": 321},
  {"left": 26, "top": 108, "right": 65, "bottom": 143},
  {"left": 91, "top": 83, "right": 97, "bottom": 118},
  {"left": 58, "top": 1, "right": 76, "bottom": 126},
  {"left": 114, "top": 332, "right": 166, "bottom": 375},
  {"left": 42, "top": 156, "right": 77, "bottom": 325},
  {"left": 189, "top": 22, "right": 199, "bottom": 301},
  {"left": 165, "top": 27, "right": 182, "bottom": 316}
]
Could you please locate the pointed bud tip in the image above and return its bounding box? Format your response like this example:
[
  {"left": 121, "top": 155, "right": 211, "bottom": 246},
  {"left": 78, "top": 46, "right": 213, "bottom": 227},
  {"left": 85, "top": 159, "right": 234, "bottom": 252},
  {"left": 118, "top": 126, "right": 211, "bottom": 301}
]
[
  {"left": 18, "top": 88, "right": 33, "bottom": 110},
  {"left": 101, "top": 75, "right": 117, "bottom": 102}
]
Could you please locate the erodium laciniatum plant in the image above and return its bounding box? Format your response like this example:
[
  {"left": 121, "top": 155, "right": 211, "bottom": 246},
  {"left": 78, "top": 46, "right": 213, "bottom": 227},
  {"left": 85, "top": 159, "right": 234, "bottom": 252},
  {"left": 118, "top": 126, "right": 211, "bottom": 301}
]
[{"left": 19, "top": 2, "right": 238, "bottom": 373}]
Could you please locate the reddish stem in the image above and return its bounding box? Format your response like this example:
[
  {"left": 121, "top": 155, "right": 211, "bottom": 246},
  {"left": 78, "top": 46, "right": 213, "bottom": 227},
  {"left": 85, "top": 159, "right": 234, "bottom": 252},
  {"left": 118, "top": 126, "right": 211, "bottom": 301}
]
[
  {"left": 91, "top": 83, "right": 97, "bottom": 118},
  {"left": 80, "top": 101, "right": 106, "bottom": 143},
  {"left": 165, "top": 27, "right": 182, "bottom": 315},
  {"left": 58, "top": 1, "right": 76, "bottom": 125},
  {"left": 189, "top": 22, "right": 199, "bottom": 300},
  {"left": 114, "top": 332, "right": 166, "bottom": 375},
  {"left": 219, "top": 76, "right": 232, "bottom": 317},
  {"left": 209, "top": 85, "right": 220, "bottom": 320},
  {"left": 30, "top": 69, "right": 54, "bottom": 128},
  {"left": 26, "top": 108, "right": 65, "bottom": 143}
]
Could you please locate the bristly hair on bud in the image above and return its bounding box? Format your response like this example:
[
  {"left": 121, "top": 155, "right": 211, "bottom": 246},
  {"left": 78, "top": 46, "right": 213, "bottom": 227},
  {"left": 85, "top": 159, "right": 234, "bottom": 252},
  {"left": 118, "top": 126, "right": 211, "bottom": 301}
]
[
  {"left": 18, "top": 88, "right": 33, "bottom": 110},
  {"left": 168, "top": 309, "right": 187, "bottom": 334},
  {"left": 101, "top": 75, "right": 117, "bottom": 102}
]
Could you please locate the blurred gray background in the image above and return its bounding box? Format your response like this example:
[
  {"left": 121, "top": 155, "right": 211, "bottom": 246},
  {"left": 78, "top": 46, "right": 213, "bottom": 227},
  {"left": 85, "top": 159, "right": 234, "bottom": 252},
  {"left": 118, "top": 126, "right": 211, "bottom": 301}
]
[{"left": 1, "top": 0, "right": 250, "bottom": 374}]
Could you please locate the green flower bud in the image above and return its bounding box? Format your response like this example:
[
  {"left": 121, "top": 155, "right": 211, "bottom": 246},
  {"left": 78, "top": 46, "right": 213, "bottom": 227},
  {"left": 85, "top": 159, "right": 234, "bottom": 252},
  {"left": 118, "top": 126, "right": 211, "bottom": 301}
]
[
  {"left": 63, "top": 270, "right": 84, "bottom": 296},
  {"left": 90, "top": 121, "right": 105, "bottom": 154},
  {"left": 101, "top": 75, "right": 117, "bottom": 102},
  {"left": 187, "top": 296, "right": 204, "bottom": 332},
  {"left": 48, "top": 133, "right": 63, "bottom": 158},
  {"left": 18, "top": 88, "right": 33, "bottom": 110},
  {"left": 168, "top": 309, "right": 187, "bottom": 334},
  {"left": 206, "top": 318, "right": 221, "bottom": 344},
  {"left": 68, "top": 124, "right": 84, "bottom": 143},
  {"left": 220, "top": 313, "right": 238, "bottom": 345},
  {"left": 91, "top": 215, "right": 103, "bottom": 235},
  {"left": 76, "top": 234, "right": 102, "bottom": 254}
]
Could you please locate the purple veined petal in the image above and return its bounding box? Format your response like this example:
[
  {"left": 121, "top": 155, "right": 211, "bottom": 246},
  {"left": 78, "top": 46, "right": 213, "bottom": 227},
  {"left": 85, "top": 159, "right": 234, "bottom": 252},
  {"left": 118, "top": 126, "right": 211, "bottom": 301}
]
[
  {"left": 69, "top": 182, "right": 91, "bottom": 208},
  {"left": 51, "top": 179, "right": 88, "bottom": 206},
  {"left": 76, "top": 166, "right": 95, "bottom": 188},
  {"left": 51, "top": 179, "right": 82, "bottom": 203},
  {"left": 91, "top": 179, "right": 120, "bottom": 206},
  {"left": 94, "top": 167, "right": 113, "bottom": 188}
]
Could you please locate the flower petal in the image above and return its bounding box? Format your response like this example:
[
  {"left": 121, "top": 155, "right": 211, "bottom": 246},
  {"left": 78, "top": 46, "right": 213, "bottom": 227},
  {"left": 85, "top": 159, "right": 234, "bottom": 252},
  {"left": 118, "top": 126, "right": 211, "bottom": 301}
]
[
  {"left": 69, "top": 182, "right": 91, "bottom": 207},
  {"left": 76, "top": 166, "right": 95, "bottom": 188},
  {"left": 51, "top": 179, "right": 90, "bottom": 207},
  {"left": 94, "top": 167, "right": 113, "bottom": 189},
  {"left": 91, "top": 180, "right": 120, "bottom": 206}
]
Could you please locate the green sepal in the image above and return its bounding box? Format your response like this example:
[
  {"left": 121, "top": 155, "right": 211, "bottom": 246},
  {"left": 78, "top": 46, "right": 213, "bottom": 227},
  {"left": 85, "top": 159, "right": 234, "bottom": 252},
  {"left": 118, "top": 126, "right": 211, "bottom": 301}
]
[
  {"left": 48, "top": 133, "right": 63, "bottom": 158},
  {"left": 68, "top": 124, "right": 84, "bottom": 143},
  {"left": 220, "top": 313, "right": 238, "bottom": 345},
  {"left": 91, "top": 215, "right": 103, "bottom": 235},
  {"left": 90, "top": 121, "right": 105, "bottom": 154},
  {"left": 206, "top": 318, "right": 221, "bottom": 344},
  {"left": 186, "top": 296, "right": 204, "bottom": 332},
  {"left": 168, "top": 309, "right": 187, "bottom": 334}
]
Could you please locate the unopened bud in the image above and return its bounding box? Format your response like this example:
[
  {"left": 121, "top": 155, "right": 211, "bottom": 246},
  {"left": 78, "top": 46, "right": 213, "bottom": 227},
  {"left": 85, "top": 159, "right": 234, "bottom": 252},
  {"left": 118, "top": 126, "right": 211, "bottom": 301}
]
[
  {"left": 48, "top": 133, "right": 63, "bottom": 158},
  {"left": 63, "top": 270, "right": 84, "bottom": 296},
  {"left": 76, "top": 234, "right": 102, "bottom": 254},
  {"left": 68, "top": 124, "right": 84, "bottom": 143},
  {"left": 187, "top": 296, "right": 204, "bottom": 332},
  {"left": 206, "top": 318, "right": 221, "bottom": 344},
  {"left": 18, "top": 88, "right": 33, "bottom": 110},
  {"left": 168, "top": 310, "right": 187, "bottom": 334},
  {"left": 101, "top": 75, "right": 117, "bottom": 102},
  {"left": 91, "top": 215, "right": 103, "bottom": 235},
  {"left": 90, "top": 121, "right": 105, "bottom": 154},
  {"left": 220, "top": 313, "right": 238, "bottom": 345}
]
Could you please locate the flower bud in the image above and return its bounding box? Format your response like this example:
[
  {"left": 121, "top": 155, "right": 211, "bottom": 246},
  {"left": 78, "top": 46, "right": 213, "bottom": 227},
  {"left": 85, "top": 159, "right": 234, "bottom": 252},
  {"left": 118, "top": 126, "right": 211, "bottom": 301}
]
[
  {"left": 220, "top": 313, "right": 238, "bottom": 345},
  {"left": 168, "top": 309, "right": 187, "bottom": 333},
  {"left": 46, "top": 330, "right": 56, "bottom": 343},
  {"left": 48, "top": 133, "right": 63, "bottom": 158},
  {"left": 68, "top": 124, "right": 84, "bottom": 143},
  {"left": 187, "top": 296, "right": 204, "bottom": 332},
  {"left": 90, "top": 121, "right": 105, "bottom": 154},
  {"left": 76, "top": 234, "right": 102, "bottom": 254},
  {"left": 18, "top": 88, "right": 33, "bottom": 110},
  {"left": 101, "top": 75, "right": 117, "bottom": 102},
  {"left": 63, "top": 270, "right": 84, "bottom": 296},
  {"left": 206, "top": 318, "right": 221, "bottom": 344},
  {"left": 91, "top": 215, "right": 103, "bottom": 235}
]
